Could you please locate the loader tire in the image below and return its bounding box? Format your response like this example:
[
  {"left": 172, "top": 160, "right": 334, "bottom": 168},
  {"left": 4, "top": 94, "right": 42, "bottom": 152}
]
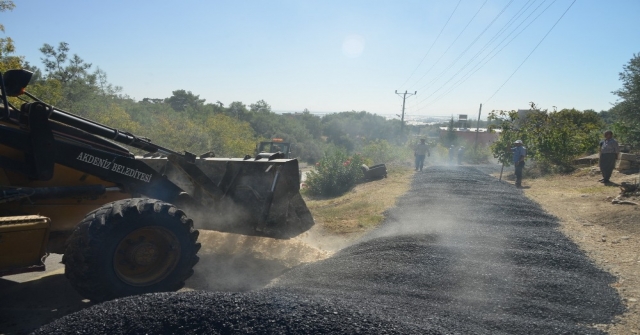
[{"left": 63, "top": 198, "right": 200, "bottom": 302}]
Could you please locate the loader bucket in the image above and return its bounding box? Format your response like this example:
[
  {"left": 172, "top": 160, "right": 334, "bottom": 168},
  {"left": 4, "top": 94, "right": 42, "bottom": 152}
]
[{"left": 140, "top": 156, "right": 313, "bottom": 239}]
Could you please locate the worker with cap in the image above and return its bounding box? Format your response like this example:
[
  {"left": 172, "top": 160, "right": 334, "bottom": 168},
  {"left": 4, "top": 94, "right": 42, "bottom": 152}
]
[
  {"left": 413, "top": 139, "right": 430, "bottom": 171},
  {"left": 511, "top": 140, "right": 526, "bottom": 188},
  {"left": 598, "top": 130, "right": 620, "bottom": 184}
]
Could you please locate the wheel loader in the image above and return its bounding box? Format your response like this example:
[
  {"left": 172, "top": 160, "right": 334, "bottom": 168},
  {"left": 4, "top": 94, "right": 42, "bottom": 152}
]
[
  {"left": 0, "top": 69, "right": 314, "bottom": 302},
  {"left": 257, "top": 139, "right": 292, "bottom": 159}
]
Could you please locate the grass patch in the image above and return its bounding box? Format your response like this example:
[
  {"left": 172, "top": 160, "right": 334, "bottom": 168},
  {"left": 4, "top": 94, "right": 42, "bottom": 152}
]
[
  {"left": 576, "top": 186, "right": 610, "bottom": 194},
  {"left": 572, "top": 167, "right": 597, "bottom": 178},
  {"left": 303, "top": 165, "right": 413, "bottom": 234}
]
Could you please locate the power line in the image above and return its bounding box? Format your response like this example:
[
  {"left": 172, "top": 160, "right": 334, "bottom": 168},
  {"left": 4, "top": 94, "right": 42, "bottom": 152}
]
[
  {"left": 413, "top": 0, "right": 515, "bottom": 97},
  {"left": 422, "top": 0, "right": 556, "bottom": 108},
  {"left": 485, "top": 0, "right": 577, "bottom": 103},
  {"left": 417, "top": 0, "right": 538, "bottom": 105},
  {"left": 484, "top": 0, "right": 538, "bottom": 49},
  {"left": 407, "top": 0, "right": 488, "bottom": 90},
  {"left": 398, "top": 0, "right": 462, "bottom": 89}
]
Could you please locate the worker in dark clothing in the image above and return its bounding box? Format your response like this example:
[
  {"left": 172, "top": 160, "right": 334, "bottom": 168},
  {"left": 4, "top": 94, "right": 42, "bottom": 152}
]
[
  {"left": 511, "top": 140, "right": 526, "bottom": 188},
  {"left": 598, "top": 130, "right": 620, "bottom": 184},
  {"left": 413, "top": 139, "right": 430, "bottom": 171}
]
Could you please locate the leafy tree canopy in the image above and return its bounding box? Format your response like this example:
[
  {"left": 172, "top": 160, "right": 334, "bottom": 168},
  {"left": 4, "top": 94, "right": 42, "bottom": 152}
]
[
  {"left": 0, "top": 1, "right": 21, "bottom": 71},
  {"left": 489, "top": 104, "right": 604, "bottom": 173},
  {"left": 611, "top": 53, "right": 640, "bottom": 147},
  {"left": 165, "top": 89, "right": 205, "bottom": 113}
]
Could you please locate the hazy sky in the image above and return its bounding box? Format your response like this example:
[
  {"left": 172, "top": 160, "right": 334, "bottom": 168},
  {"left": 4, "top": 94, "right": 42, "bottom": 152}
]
[{"left": 3, "top": 0, "right": 639, "bottom": 118}]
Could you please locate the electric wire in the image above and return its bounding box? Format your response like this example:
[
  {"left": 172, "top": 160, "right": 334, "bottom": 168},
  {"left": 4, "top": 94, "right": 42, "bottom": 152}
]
[
  {"left": 485, "top": 0, "right": 577, "bottom": 103},
  {"left": 427, "top": 0, "right": 554, "bottom": 107},
  {"left": 484, "top": 0, "right": 538, "bottom": 48},
  {"left": 413, "top": 0, "right": 515, "bottom": 96},
  {"left": 422, "top": 0, "right": 556, "bottom": 109},
  {"left": 398, "top": 0, "right": 462, "bottom": 89},
  {"left": 416, "top": 0, "right": 538, "bottom": 105},
  {"left": 407, "top": 0, "right": 489, "bottom": 90}
]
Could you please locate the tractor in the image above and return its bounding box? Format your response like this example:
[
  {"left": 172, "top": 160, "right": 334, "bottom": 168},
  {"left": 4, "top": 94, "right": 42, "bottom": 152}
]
[{"left": 257, "top": 139, "right": 292, "bottom": 159}]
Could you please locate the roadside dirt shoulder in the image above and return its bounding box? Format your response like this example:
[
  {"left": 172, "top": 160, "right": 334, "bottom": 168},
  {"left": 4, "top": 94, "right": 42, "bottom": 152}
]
[
  {"left": 517, "top": 169, "right": 640, "bottom": 334},
  {"left": 300, "top": 166, "right": 414, "bottom": 252}
]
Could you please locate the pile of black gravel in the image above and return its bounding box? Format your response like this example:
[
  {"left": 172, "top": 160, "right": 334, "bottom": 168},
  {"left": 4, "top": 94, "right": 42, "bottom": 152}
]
[
  {"left": 35, "top": 166, "right": 624, "bottom": 334},
  {"left": 33, "top": 290, "right": 420, "bottom": 334}
]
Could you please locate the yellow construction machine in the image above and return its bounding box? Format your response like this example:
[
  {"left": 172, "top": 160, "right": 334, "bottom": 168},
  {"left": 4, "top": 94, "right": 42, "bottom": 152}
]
[{"left": 0, "top": 69, "right": 313, "bottom": 302}]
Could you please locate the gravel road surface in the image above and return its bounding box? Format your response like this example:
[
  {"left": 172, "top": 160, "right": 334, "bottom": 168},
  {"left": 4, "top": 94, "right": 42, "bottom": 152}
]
[{"left": 35, "top": 166, "right": 624, "bottom": 334}]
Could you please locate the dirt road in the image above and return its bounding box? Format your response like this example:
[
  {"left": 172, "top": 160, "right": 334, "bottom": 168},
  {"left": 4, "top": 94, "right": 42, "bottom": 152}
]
[
  {"left": 34, "top": 166, "right": 624, "bottom": 334},
  {"left": 519, "top": 167, "right": 640, "bottom": 334}
]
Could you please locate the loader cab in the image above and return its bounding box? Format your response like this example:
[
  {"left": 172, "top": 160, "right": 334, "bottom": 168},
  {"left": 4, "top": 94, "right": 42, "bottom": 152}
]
[{"left": 257, "top": 139, "right": 292, "bottom": 159}]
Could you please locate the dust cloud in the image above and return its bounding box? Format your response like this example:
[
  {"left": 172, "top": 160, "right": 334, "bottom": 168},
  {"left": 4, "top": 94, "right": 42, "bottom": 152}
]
[
  {"left": 182, "top": 190, "right": 362, "bottom": 293},
  {"left": 185, "top": 229, "right": 332, "bottom": 292},
  {"left": 184, "top": 164, "right": 510, "bottom": 302},
  {"left": 360, "top": 167, "right": 514, "bottom": 307}
]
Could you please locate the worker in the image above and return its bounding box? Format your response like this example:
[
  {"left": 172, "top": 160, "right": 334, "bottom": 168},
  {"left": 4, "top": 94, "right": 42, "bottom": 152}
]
[
  {"left": 598, "top": 130, "right": 620, "bottom": 184},
  {"left": 414, "top": 139, "right": 430, "bottom": 171},
  {"left": 511, "top": 140, "right": 526, "bottom": 188}
]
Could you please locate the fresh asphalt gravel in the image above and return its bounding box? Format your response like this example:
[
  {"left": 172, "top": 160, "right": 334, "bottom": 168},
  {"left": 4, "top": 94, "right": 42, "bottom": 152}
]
[{"left": 35, "top": 166, "right": 624, "bottom": 334}]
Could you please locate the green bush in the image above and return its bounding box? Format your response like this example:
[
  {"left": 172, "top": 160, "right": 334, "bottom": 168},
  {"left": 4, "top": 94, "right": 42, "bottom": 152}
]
[
  {"left": 488, "top": 107, "right": 603, "bottom": 173},
  {"left": 464, "top": 145, "right": 491, "bottom": 164},
  {"left": 361, "top": 139, "right": 411, "bottom": 165},
  {"left": 305, "top": 150, "right": 365, "bottom": 197}
]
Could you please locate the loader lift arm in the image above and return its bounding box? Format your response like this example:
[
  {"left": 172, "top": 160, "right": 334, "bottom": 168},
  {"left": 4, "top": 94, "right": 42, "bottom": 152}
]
[
  {"left": 0, "top": 69, "right": 313, "bottom": 238},
  {"left": 0, "top": 68, "right": 312, "bottom": 302}
]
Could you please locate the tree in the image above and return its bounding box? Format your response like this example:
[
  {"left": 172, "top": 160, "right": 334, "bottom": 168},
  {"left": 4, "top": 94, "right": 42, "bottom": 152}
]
[
  {"left": 488, "top": 105, "right": 603, "bottom": 173},
  {"left": 165, "top": 89, "right": 205, "bottom": 113},
  {"left": 95, "top": 68, "right": 122, "bottom": 99},
  {"left": 249, "top": 99, "right": 271, "bottom": 113},
  {"left": 442, "top": 117, "right": 458, "bottom": 148},
  {"left": 322, "top": 118, "right": 354, "bottom": 151},
  {"left": 39, "top": 42, "right": 97, "bottom": 110},
  {"left": 0, "top": 1, "right": 15, "bottom": 57},
  {"left": 611, "top": 53, "right": 640, "bottom": 147},
  {"left": 0, "top": 1, "right": 22, "bottom": 72},
  {"left": 203, "top": 114, "right": 256, "bottom": 156},
  {"left": 298, "top": 109, "right": 322, "bottom": 139},
  {"left": 40, "top": 42, "right": 93, "bottom": 84},
  {"left": 227, "top": 101, "right": 249, "bottom": 121},
  {"left": 320, "top": 111, "right": 401, "bottom": 149}
]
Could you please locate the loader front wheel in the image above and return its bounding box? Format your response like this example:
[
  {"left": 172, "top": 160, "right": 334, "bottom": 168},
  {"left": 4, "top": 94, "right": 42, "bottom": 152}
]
[{"left": 63, "top": 198, "right": 200, "bottom": 302}]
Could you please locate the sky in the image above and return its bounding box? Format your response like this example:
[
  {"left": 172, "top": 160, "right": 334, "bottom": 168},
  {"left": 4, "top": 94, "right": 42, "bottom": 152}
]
[{"left": 3, "top": 0, "right": 639, "bottom": 119}]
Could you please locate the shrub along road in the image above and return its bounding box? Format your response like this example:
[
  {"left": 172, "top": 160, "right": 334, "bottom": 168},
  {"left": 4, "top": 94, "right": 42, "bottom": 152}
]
[{"left": 36, "top": 166, "right": 624, "bottom": 334}]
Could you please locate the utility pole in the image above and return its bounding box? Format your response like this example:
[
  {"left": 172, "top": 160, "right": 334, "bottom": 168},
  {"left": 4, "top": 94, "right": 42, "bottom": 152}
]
[
  {"left": 474, "top": 103, "right": 482, "bottom": 147},
  {"left": 395, "top": 90, "right": 416, "bottom": 131}
]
